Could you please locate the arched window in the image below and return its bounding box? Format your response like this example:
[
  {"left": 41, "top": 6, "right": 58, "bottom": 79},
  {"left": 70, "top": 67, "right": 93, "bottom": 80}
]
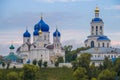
[
  {"left": 44, "top": 35, "right": 46, "bottom": 40},
  {"left": 91, "top": 41, "right": 94, "bottom": 48},
  {"left": 100, "top": 26, "right": 102, "bottom": 35},
  {"left": 96, "top": 26, "right": 98, "bottom": 35},
  {"left": 92, "top": 26, "right": 94, "bottom": 31},
  {"left": 102, "top": 43, "right": 104, "bottom": 47},
  {"left": 98, "top": 43, "right": 100, "bottom": 47},
  {"left": 107, "top": 43, "right": 109, "bottom": 48}
]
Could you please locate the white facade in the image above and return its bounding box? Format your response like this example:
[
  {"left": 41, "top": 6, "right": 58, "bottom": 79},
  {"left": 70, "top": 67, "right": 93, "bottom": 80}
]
[
  {"left": 84, "top": 7, "right": 110, "bottom": 48},
  {"left": 17, "top": 17, "right": 65, "bottom": 64},
  {"left": 78, "top": 7, "right": 120, "bottom": 66}
]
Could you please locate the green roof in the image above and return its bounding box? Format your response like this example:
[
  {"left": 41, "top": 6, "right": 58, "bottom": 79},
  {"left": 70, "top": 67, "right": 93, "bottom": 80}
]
[
  {"left": 4, "top": 52, "right": 21, "bottom": 61},
  {"left": 9, "top": 44, "right": 15, "bottom": 49}
]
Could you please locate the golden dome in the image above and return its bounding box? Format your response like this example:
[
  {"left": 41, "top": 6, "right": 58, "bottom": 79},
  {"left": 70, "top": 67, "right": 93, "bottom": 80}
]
[
  {"left": 39, "top": 29, "right": 42, "bottom": 34},
  {"left": 95, "top": 7, "right": 99, "bottom": 13}
]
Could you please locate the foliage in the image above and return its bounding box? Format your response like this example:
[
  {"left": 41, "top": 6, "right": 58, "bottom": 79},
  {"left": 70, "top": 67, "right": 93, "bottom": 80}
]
[
  {"left": 32, "top": 59, "right": 37, "bottom": 65},
  {"left": 7, "top": 71, "right": 19, "bottom": 80},
  {"left": 71, "top": 61, "right": 78, "bottom": 71},
  {"left": 77, "top": 53, "right": 92, "bottom": 69},
  {"left": 43, "top": 61, "right": 48, "bottom": 68},
  {"left": 64, "top": 45, "right": 90, "bottom": 62},
  {"left": 73, "top": 67, "right": 88, "bottom": 80},
  {"left": 0, "top": 68, "right": 74, "bottom": 80},
  {"left": 2, "top": 62, "right": 5, "bottom": 68},
  {"left": 103, "top": 57, "right": 113, "bottom": 69},
  {"left": 22, "top": 64, "right": 39, "bottom": 80},
  {"left": 6, "top": 63, "right": 10, "bottom": 69},
  {"left": 97, "top": 69, "right": 117, "bottom": 80},
  {"left": 38, "top": 59, "right": 42, "bottom": 68},
  {"left": 55, "top": 61, "right": 59, "bottom": 67},
  {"left": 57, "top": 56, "right": 64, "bottom": 63}
]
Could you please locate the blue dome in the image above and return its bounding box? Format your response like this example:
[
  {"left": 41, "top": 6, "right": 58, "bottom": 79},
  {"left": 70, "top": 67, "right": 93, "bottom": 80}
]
[
  {"left": 92, "top": 18, "right": 102, "bottom": 22},
  {"left": 53, "top": 29, "right": 61, "bottom": 37},
  {"left": 34, "top": 18, "right": 49, "bottom": 32},
  {"left": 97, "top": 36, "right": 110, "bottom": 41},
  {"left": 23, "top": 30, "right": 31, "bottom": 37},
  {"left": 33, "top": 29, "right": 39, "bottom": 36}
]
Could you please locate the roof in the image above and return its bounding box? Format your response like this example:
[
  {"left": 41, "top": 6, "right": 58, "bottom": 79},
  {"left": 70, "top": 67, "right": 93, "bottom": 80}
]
[
  {"left": 23, "top": 30, "right": 31, "bottom": 37},
  {"left": 53, "top": 29, "right": 61, "bottom": 37},
  {"left": 4, "top": 52, "right": 22, "bottom": 61},
  {"left": 92, "top": 18, "right": 103, "bottom": 22},
  {"left": 80, "top": 47, "right": 120, "bottom": 54},
  {"left": 34, "top": 17, "right": 49, "bottom": 32},
  {"left": 46, "top": 44, "right": 54, "bottom": 49},
  {"left": 97, "top": 36, "right": 110, "bottom": 41}
]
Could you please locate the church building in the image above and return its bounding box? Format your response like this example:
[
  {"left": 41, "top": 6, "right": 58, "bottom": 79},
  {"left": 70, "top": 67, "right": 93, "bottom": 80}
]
[
  {"left": 17, "top": 16, "right": 65, "bottom": 64},
  {"left": 78, "top": 7, "right": 120, "bottom": 66}
]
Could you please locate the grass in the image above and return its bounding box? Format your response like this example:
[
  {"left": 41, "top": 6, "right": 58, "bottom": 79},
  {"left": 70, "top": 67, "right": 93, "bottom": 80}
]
[
  {"left": 38, "top": 67, "right": 74, "bottom": 80},
  {"left": 0, "top": 67, "right": 74, "bottom": 80}
]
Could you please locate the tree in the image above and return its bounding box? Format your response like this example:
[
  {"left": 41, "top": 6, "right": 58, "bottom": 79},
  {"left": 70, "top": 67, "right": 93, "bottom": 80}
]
[
  {"left": 43, "top": 61, "right": 48, "bottom": 68},
  {"left": 97, "top": 69, "right": 117, "bottom": 80},
  {"left": 55, "top": 61, "right": 59, "bottom": 67},
  {"left": 73, "top": 67, "right": 88, "bottom": 80},
  {"left": 88, "top": 63, "right": 98, "bottom": 79},
  {"left": 64, "top": 45, "right": 72, "bottom": 62},
  {"left": 77, "top": 53, "right": 92, "bottom": 70},
  {"left": 32, "top": 59, "right": 37, "bottom": 65},
  {"left": 38, "top": 60, "right": 42, "bottom": 68},
  {"left": 7, "top": 72, "right": 19, "bottom": 80},
  {"left": 103, "top": 57, "right": 113, "bottom": 69},
  {"left": 71, "top": 61, "right": 78, "bottom": 71},
  {"left": 57, "top": 56, "right": 64, "bottom": 63},
  {"left": 2, "top": 62, "right": 5, "bottom": 69},
  {"left": 6, "top": 62, "right": 10, "bottom": 69},
  {"left": 22, "top": 64, "right": 39, "bottom": 80},
  {"left": 113, "top": 58, "right": 120, "bottom": 77}
]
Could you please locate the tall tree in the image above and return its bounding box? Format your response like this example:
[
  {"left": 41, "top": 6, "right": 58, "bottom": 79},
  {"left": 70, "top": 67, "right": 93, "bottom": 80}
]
[
  {"left": 77, "top": 53, "right": 92, "bottom": 70},
  {"left": 97, "top": 69, "right": 117, "bottom": 80},
  {"left": 32, "top": 59, "right": 37, "bottom": 65},
  {"left": 73, "top": 67, "right": 88, "bottom": 80},
  {"left": 23, "top": 64, "right": 39, "bottom": 80},
  {"left": 2, "top": 62, "right": 5, "bottom": 69},
  {"left": 43, "top": 61, "right": 48, "bottom": 68},
  {"left": 103, "top": 57, "right": 113, "bottom": 69},
  {"left": 38, "top": 60, "right": 42, "bottom": 68}
]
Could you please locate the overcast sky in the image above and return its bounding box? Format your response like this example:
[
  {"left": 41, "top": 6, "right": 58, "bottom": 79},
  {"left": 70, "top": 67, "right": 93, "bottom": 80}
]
[{"left": 0, "top": 0, "right": 120, "bottom": 55}]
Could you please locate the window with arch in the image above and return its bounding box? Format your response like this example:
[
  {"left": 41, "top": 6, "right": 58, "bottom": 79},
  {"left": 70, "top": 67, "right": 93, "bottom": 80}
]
[
  {"left": 91, "top": 41, "right": 94, "bottom": 47},
  {"left": 44, "top": 35, "right": 46, "bottom": 40},
  {"left": 100, "top": 26, "right": 102, "bottom": 35},
  {"left": 102, "top": 43, "right": 104, "bottom": 47},
  {"left": 98, "top": 43, "right": 100, "bottom": 47},
  {"left": 92, "top": 26, "right": 94, "bottom": 31},
  {"left": 96, "top": 26, "right": 98, "bottom": 35},
  {"left": 107, "top": 43, "right": 109, "bottom": 48}
]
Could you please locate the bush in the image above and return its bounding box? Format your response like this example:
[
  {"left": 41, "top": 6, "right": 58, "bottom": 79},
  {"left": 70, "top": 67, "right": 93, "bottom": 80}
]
[{"left": 43, "top": 61, "right": 48, "bottom": 68}]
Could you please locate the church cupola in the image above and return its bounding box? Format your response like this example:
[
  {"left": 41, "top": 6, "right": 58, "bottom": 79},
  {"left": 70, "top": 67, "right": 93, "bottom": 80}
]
[
  {"left": 53, "top": 29, "right": 61, "bottom": 37},
  {"left": 95, "top": 7, "right": 99, "bottom": 18},
  {"left": 91, "top": 7, "right": 104, "bottom": 36},
  {"left": 23, "top": 30, "right": 31, "bottom": 37},
  {"left": 34, "top": 16, "right": 49, "bottom": 32},
  {"left": 9, "top": 44, "right": 15, "bottom": 53},
  {"left": 53, "top": 28, "right": 61, "bottom": 49},
  {"left": 23, "top": 29, "right": 31, "bottom": 44}
]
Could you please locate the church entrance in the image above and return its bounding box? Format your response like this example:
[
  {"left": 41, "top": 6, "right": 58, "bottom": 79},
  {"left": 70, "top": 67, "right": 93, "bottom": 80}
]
[{"left": 91, "top": 41, "right": 94, "bottom": 47}]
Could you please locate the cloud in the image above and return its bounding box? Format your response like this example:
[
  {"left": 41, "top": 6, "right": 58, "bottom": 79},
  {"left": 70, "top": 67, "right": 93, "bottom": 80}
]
[{"left": 105, "top": 5, "right": 120, "bottom": 10}]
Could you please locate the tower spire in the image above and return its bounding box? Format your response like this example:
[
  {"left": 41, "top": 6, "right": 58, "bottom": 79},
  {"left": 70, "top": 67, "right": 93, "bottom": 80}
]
[
  {"left": 41, "top": 13, "right": 43, "bottom": 19},
  {"left": 95, "top": 6, "right": 99, "bottom": 18}
]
